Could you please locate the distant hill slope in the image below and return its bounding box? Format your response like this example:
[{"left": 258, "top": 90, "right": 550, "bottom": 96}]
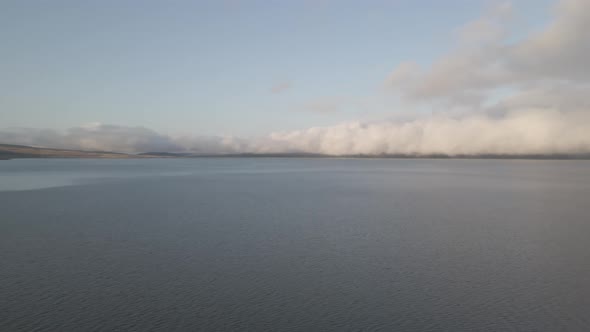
[{"left": 0, "top": 144, "right": 147, "bottom": 160}]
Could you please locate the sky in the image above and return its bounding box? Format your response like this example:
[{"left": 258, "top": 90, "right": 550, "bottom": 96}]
[{"left": 1, "top": 0, "right": 589, "bottom": 155}]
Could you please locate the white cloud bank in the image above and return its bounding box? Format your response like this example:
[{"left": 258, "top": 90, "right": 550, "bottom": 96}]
[
  {"left": 264, "top": 109, "right": 590, "bottom": 155},
  {"left": 2, "top": 109, "right": 589, "bottom": 156},
  {"left": 2, "top": 0, "right": 589, "bottom": 156}
]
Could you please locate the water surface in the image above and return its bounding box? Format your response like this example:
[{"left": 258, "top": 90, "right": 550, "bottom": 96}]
[{"left": 1, "top": 158, "right": 589, "bottom": 331}]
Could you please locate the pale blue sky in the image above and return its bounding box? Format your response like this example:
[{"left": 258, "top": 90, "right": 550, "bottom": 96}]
[{"left": 1, "top": 0, "right": 552, "bottom": 136}]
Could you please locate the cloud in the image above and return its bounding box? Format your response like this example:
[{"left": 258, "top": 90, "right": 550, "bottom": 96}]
[
  {"left": 490, "top": 82, "right": 590, "bottom": 114},
  {"left": 270, "top": 81, "right": 292, "bottom": 94},
  {"left": 386, "top": 2, "right": 513, "bottom": 105},
  {"left": 263, "top": 109, "right": 590, "bottom": 155},
  {"left": 0, "top": 124, "right": 238, "bottom": 154},
  {"left": 508, "top": 0, "right": 590, "bottom": 82},
  {"left": 386, "top": 0, "right": 590, "bottom": 107},
  {"left": 0, "top": 124, "right": 181, "bottom": 153},
  {"left": 2, "top": 108, "right": 589, "bottom": 156},
  {"left": 456, "top": 1, "right": 512, "bottom": 45},
  {"left": 299, "top": 96, "right": 345, "bottom": 113}
]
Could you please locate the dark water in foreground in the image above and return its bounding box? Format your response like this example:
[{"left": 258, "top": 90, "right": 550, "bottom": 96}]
[{"left": 1, "top": 158, "right": 590, "bottom": 331}]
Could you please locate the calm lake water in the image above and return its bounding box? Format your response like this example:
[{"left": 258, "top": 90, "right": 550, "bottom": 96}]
[{"left": 1, "top": 158, "right": 590, "bottom": 331}]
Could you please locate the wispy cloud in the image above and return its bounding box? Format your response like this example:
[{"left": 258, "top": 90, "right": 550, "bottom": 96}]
[
  {"left": 270, "top": 81, "right": 292, "bottom": 94},
  {"left": 299, "top": 97, "right": 345, "bottom": 114}
]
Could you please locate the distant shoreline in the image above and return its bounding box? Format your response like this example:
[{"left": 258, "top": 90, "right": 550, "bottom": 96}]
[{"left": 2, "top": 143, "right": 589, "bottom": 160}]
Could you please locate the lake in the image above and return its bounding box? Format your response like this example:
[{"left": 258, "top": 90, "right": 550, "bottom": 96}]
[{"left": 1, "top": 158, "right": 590, "bottom": 331}]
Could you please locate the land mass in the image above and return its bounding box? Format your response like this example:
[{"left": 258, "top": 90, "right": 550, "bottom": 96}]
[
  {"left": 2, "top": 143, "right": 589, "bottom": 160},
  {"left": 0, "top": 144, "right": 151, "bottom": 160}
]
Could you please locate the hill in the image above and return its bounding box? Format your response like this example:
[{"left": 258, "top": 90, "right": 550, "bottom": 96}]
[{"left": 0, "top": 144, "right": 148, "bottom": 160}]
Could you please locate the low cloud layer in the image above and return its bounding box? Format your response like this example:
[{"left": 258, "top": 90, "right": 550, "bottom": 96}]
[
  {"left": 0, "top": 124, "right": 181, "bottom": 154},
  {"left": 0, "top": 124, "right": 228, "bottom": 154},
  {"left": 2, "top": 109, "right": 589, "bottom": 156},
  {"left": 263, "top": 109, "right": 590, "bottom": 155}
]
